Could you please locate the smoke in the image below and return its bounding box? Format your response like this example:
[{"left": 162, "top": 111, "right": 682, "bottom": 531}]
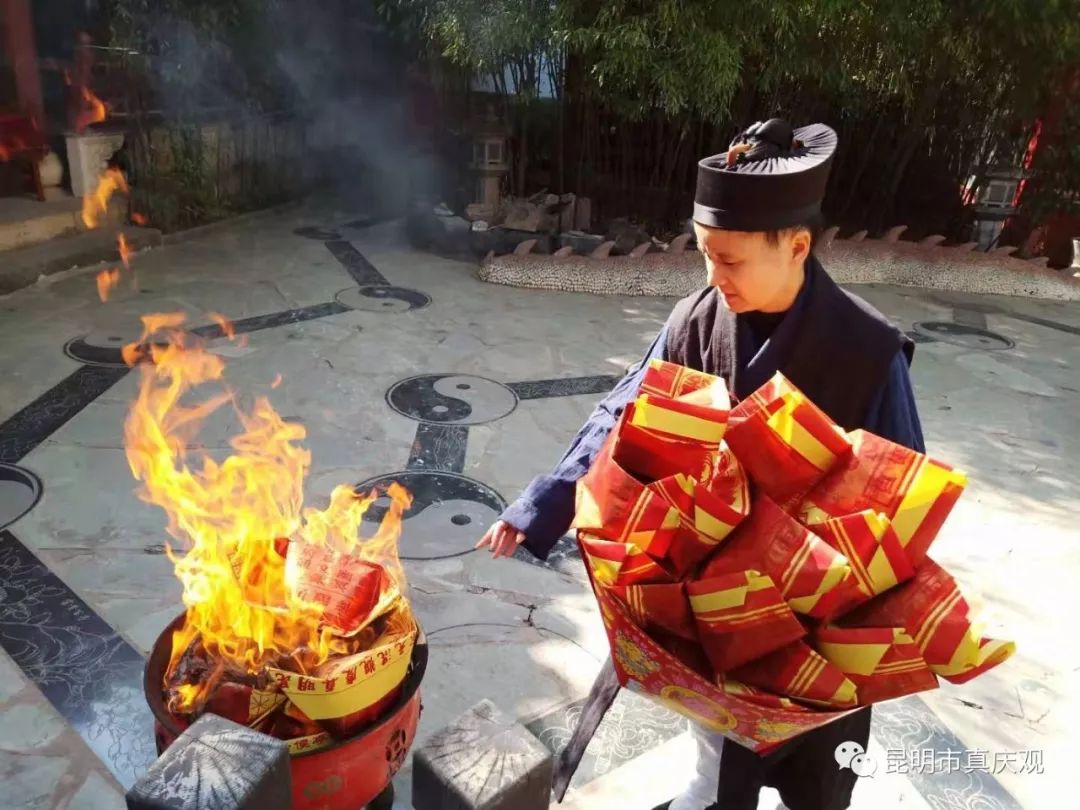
[{"left": 121, "top": 0, "right": 447, "bottom": 215}]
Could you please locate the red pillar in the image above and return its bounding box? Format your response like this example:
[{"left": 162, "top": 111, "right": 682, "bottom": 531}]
[{"left": 1, "top": 0, "right": 44, "bottom": 123}]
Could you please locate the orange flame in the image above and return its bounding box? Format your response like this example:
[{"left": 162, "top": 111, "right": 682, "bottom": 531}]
[
  {"left": 118, "top": 233, "right": 132, "bottom": 268},
  {"left": 122, "top": 313, "right": 411, "bottom": 712},
  {"left": 131, "top": 212, "right": 148, "bottom": 226},
  {"left": 0, "top": 144, "right": 10, "bottom": 162},
  {"left": 208, "top": 312, "right": 236, "bottom": 340},
  {"left": 271, "top": 373, "right": 283, "bottom": 389},
  {"left": 75, "top": 86, "right": 107, "bottom": 133},
  {"left": 96, "top": 268, "right": 121, "bottom": 302},
  {"left": 82, "top": 168, "right": 128, "bottom": 229}
]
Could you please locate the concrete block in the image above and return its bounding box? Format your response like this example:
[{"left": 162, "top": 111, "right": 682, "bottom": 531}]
[
  {"left": 413, "top": 699, "right": 552, "bottom": 810},
  {"left": 559, "top": 231, "right": 604, "bottom": 254},
  {"left": 126, "top": 714, "right": 290, "bottom": 810},
  {"left": 65, "top": 131, "right": 125, "bottom": 198}
]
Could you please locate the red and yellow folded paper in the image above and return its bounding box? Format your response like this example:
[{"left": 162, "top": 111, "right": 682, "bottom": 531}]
[{"left": 576, "top": 360, "right": 1013, "bottom": 750}]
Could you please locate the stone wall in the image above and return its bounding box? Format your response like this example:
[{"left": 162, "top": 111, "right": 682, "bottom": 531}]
[{"left": 479, "top": 227, "right": 1080, "bottom": 301}]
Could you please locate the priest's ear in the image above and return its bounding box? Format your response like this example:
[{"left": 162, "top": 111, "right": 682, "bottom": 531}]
[{"left": 787, "top": 226, "right": 813, "bottom": 265}]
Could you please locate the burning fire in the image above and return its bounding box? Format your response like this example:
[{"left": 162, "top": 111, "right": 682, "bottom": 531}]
[
  {"left": 118, "top": 233, "right": 132, "bottom": 267},
  {"left": 122, "top": 313, "right": 412, "bottom": 713},
  {"left": 96, "top": 268, "right": 121, "bottom": 302},
  {"left": 131, "top": 212, "right": 148, "bottom": 226},
  {"left": 73, "top": 84, "right": 107, "bottom": 133},
  {"left": 82, "top": 167, "right": 128, "bottom": 229}
]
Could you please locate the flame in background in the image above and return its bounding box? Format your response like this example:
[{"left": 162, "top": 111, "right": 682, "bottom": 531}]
[
  {"left": 74, "top": 86, "right": 107, "bottom": 133},
  {"left": 96, "top": 268, "right": 121, "bottom": 302},
  {"left": 82, "top": 167, "right": 128, "bottom": 229},
  {"left": 122, "top": 313, "right": 411, "bottom": 711},
  {"left": 118, "top": 233, "right": 132, "bottom": 268}
]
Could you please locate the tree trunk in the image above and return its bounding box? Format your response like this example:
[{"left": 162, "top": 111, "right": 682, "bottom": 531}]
[
  {"left": 874, "top": 79, "right": 943, "bottom": 231},
  {"left": 838, "top": 116, "right": 883, "bottom": 220},
  {"left": 516, "top": 107, "right": 529, "bottom": 196}
]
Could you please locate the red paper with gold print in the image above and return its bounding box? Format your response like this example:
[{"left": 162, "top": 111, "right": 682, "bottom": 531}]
[
  {"left": 574, "top": 430, "right": 688, "bottom": 564},
  {"left": 839, "top": 558, "right": 1015, "bottom": 685},
  {"left": 810, "top": 510, "right": 916, "bottom": 619},
  {"left": 814, "top": 625, "right": 938, "bottom": 704},
  {"left": 617, "top": 414, "right": 717, "bottom": 484},
  {"left": 730, "top": 640, "right": 859, "bottom": 708},
  {"left": 798, "top": 431, "right": 967, "bottom": 567},
  {"left": 579, "top": 533, "right": 673, "bottom": 586},
  {"left": 640, "top": 359, "right": 723, "bottom": 402},
  {"left": 575, "top": 423, "right": 745, "bottom": 578},
  {"left": 701, "top": 493, "right": 851, "bottom": 619},
  {"left": 610, "top": 581, "right": 697, "bottom": 641},
  {"left": 592, "top": 577, "right": 859, "bottom": 752},
  {"left": 725, "top": 373, "right": 852, "bottom": 504},
  {"left": 718, "top": 678, "right": 811, "bottom": 712},
  {"left": 284, "top": 542, "right": 397, "bottom": 636},
  {"left": 687, "top": 571, "right": 806, "bottom": 672}
]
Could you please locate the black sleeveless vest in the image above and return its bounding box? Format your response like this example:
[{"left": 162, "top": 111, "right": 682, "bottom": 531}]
[{"left": 664, "top": 258, "right": 913, "bottom": 430}]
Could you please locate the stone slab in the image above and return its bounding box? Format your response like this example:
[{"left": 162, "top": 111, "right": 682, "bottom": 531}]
[
  {"left": 126, "top": 714, "right": 291, "bottom": 810},
  {"left": 413, "top": 699, "right": 553, "bottom": 810},
  {"left": 0, "top": 196, "right": 82, "bottom": 252},
  {"left": 0, "top": 226, "right": 162, "bottom": 295}
]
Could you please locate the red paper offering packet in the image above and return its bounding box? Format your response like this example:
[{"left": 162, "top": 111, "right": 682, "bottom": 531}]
[
  {"left": 726, "top": 373, "right": 852, "bottom": 504},
  {"left": 797, "top": 430, "right": 967, "bottom": 567},
  {"left": 576, "top": 422, "right": 748, "bottom": 578},
  {"left": 687, "top": 570, "right": 806, "bottom": 673},
  {"left": 284, "top": 541, "right": 397, "bottom": 635},
  {"left": 701, "top": 493, "right": 851, "bottom": 619},
  {"left": 838, "top": 558, "right": 1015, "bottom": 684},
  {"left": 730, "top": 640, "right": 858, "bottom": 708},
  {"left": 813, "top": 625, "right": 938, "bottom": 704},
  {"left": 640, "top": 359, "right": 722, "bottom": 401},
  {"left": 579, "top": 533, "right": 674, "bottom": 586},
  {"left": 609, "top": 581, "right": 697, "bottom": 642},
  {"left": 718, "top": 677, "right": 812, "bottom": 712},
  {"left": 810, "top": 509, "right": 916, "bottom": 619}
]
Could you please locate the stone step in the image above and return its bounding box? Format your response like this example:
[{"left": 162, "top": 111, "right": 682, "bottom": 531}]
[
  {"left": 0, "top": 195, "right": 84, "bottom": 252},
  {"left": 0, "top": 224, "right": 162, "bottom": 295}
]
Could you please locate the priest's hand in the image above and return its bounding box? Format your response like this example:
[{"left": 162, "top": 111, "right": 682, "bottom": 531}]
[{"left": 476, "top": 520, "right": 525, "bottom": 558}]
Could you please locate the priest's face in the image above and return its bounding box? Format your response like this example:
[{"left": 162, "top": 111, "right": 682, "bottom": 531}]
[{"left": 693, "top": 223, "right": 811, "bottom": 314}]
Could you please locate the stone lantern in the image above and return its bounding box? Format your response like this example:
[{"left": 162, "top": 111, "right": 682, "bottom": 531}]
[{"left": 468, "top": 106, "right": 509, "bottom": 221}]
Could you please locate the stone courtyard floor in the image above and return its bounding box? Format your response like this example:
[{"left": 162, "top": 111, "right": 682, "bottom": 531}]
[{"left": 0, "top": 204, "right": 1076, "bottom": 809}]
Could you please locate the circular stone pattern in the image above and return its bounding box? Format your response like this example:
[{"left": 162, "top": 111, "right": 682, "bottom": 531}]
[
  {"left": 913, "top": 321, "right": 1015, "bottom": 351},
  {"left": 0, "top": 463, "right": 43, "bottom": 530},
  {"left": 354, "top": 470, "right": 505, "bottom": 560},
  {"left": 293, "top": 226, "right": 342, "bottom": 240},
  {"left": 63, "top": 328, "right": 147, "bottom": 368},
  {"left": 386, "top": 374, "right": 517, "bottom": 425},
  {"left": 334, "top": 285, "right": 431, "bottom": 314}
]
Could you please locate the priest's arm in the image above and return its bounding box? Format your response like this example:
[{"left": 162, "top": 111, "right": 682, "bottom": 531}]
[{"left": 498, "top": 325, "right": 669, "bottom": 560}]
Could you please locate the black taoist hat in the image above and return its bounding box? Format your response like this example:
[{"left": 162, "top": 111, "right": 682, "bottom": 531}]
[{"left": 693, "top": 118, "right": 837, "bottom": 232}]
